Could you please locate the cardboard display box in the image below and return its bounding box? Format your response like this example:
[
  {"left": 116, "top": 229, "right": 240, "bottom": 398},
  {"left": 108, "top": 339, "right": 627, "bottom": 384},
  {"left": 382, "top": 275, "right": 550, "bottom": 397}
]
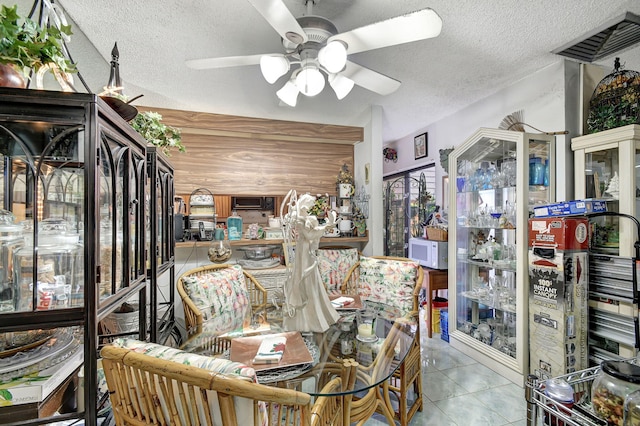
[
  {"left": 528, "top": 217, "right": 589, "bottom": 380},
  {"left": 532, "top": 199, "right": 607, "bottom": 218}
]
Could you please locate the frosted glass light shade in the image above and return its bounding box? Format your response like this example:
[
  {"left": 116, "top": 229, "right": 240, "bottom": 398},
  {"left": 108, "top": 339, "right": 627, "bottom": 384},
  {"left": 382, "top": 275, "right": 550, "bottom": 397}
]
[
  {"left": 276, "top": 80, "right": 299, "bottom": 107},
  {"left": 260, "top": 55, "right": 289, "bottom": 84},
  {"left": 295, "top": 66, "right": 325, "bottom": 96},
  {"left": 328, "top": 73, "right": 354, "bottom": 100},
  {"left": 318, "top": 41, "right": 347, "bottom": 73}
]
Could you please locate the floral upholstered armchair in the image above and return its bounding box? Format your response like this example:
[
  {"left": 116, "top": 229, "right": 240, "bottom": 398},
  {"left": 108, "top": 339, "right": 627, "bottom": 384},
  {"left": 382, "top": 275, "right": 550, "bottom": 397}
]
[
  {"left": 342, "top": 255, "right": 424, "bottom": 426},
  {"left": 316, "top": 246, "right": 360, "bottom": 294},
  {"left": 177, "top": 264, "right": 268, "bottom": 353}
]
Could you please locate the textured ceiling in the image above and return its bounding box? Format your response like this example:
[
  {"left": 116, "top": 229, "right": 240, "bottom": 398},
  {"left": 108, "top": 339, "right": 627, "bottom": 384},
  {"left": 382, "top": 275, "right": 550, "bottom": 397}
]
[{"left": 15, "top": 0, "right": 640, "bottom": 143}]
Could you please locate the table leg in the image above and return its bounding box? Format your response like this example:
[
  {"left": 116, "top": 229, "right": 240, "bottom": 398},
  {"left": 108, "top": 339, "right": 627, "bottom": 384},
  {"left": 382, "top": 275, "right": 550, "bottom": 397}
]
[
  {"left": 342, "top": 358, "right": 358, "bottom": 426},
  {"left": 426, "top": 282, "right": 434, "bottom": 338}
]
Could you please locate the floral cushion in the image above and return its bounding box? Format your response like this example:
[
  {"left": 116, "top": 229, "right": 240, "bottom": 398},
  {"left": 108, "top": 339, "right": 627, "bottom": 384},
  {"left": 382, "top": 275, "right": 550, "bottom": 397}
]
[
  {"left": 358, "top": 257, "right": 419, "bottom": 320},
  {"left": 111, "top": 338, "right": 267, "bottom": 426},
  {"left": 182, "top": 275, "right": 213, "bottom": 319},
  {"left": 111, "top": 338, "right": 256, "bottom": 379},
  {"left": 182, "top": 265, "right": 251, "bottom": 332},
  {"left": 316, "top": 247, "right": 359, "bottom": 292}
]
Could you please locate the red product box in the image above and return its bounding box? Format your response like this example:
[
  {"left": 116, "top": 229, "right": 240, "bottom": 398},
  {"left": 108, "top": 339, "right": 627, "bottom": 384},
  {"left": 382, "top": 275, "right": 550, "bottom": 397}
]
[
  {"left": 528, "top": 217, "right": 589, "bottom": 379},
  {"left": 528, "top": 217, "right": 589, "bottom": 250}
]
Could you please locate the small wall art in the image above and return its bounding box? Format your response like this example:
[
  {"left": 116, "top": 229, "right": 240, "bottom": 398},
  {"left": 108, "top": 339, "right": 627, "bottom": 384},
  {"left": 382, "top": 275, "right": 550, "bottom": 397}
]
[{"left": 414, "top": 132, "right": 428, "bottom": 160}]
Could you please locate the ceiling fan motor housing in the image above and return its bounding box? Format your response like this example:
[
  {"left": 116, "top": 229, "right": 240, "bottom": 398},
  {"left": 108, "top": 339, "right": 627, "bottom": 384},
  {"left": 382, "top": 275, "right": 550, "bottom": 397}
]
[{"left": 283, "top": 16, "right": 339, "bottom": 51}]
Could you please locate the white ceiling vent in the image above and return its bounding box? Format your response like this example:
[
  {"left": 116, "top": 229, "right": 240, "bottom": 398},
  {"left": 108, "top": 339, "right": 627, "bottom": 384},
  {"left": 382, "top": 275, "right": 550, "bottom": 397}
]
[{"left": 553, "top": 12, "right": 640, "bottom": 62}]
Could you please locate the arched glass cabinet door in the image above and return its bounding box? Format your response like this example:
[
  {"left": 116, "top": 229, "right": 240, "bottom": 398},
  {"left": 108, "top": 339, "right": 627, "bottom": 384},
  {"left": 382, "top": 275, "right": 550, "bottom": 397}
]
[{"left": 0, "top": 121, "right": 85, "bottom": 313}]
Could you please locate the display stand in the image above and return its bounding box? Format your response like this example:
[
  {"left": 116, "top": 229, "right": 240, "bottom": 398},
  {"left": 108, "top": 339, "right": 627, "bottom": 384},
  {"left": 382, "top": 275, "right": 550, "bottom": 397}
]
[
  {"left": 188, "top": 187, "right": 216, "bottom": 241},
  {"left": 337, "top": 183, "right": 354, "bottom": 236}
]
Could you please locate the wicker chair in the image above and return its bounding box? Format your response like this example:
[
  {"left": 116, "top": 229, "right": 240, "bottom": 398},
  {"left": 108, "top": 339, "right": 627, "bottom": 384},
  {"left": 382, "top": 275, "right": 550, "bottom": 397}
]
[
  {"left": 341, "top": 255, "right": 424, "bottom": 426},
  {"left": 101, "top": 344, "right": 343, "bottom": 426},
  {"left": 316, "top": 245, "right": 360, "bottom": 295},
  {"left": 177, "top": 264, "right": 268, "bottom": 353},
  {"left": 310, "top": 377, "right": 344, "bottom": 426}
]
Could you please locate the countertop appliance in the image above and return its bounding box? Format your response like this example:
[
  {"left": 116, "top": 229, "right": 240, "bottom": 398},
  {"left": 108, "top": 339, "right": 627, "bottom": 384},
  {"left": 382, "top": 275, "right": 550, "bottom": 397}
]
[
  {"left": 232, "top": 196, "right": 275, "bottom": 211},
  {"left": 409, "top": 237, "right": 448, "bottom": 270}
]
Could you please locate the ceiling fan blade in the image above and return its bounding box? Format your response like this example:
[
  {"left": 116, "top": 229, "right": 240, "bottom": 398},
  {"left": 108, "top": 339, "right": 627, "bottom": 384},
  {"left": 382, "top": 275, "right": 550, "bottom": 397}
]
[
  {"left": 329, "top": 8, "right": 442, "bottom": 55},
  {"left": 185, "top": 54, "right": 267, "bottom": 70},
  {"left": 247, "top": 0, "right": 308, "bottom": 45},
  {"left": 341, "top": 61, "right": 401, "bottom": 96}
]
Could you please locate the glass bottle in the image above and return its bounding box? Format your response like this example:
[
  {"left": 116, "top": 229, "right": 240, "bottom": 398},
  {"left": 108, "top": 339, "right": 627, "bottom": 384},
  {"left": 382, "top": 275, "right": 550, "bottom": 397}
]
[{"left": 227, "top": 210, "right": 243, "bottom": 241}]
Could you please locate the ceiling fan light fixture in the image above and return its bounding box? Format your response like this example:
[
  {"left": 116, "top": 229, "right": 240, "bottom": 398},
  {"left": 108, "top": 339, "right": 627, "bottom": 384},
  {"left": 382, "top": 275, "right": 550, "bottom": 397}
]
[
  {"left": 277, "top": 79, "right": 299, "bottom": 107},
  {"left": 260, "top": 55, "right": 289, "bottom": 84},
  {"left": 295, "top": 64, "right": 325, "bottom": 96},
  {"left": 318, "top": 40, "right": 347, "bottom": 73},
  {"left": 329, "top": 73, "right": 354, "bottom": 100}
]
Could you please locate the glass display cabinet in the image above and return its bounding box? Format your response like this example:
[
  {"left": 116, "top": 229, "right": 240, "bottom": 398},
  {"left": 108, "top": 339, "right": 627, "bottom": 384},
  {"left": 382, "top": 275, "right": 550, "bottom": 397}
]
[
  {"left": 571, "top": 124, "right": 640, "bottom": 363},
  {"left": 572, "top": 124, "right": 640, "bottom": 257},
  {"left": 0, "top": 88, "right": 148, "bottom": 424},
  {"left": 146, "top": 146, "right": 177, "bottom": 345},
  {"left": 448, "top": 128, "right": 555, "bottom": 385}
]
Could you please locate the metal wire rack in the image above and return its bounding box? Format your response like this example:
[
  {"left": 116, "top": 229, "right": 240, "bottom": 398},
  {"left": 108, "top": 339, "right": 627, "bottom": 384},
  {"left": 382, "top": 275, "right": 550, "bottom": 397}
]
[{"left": 526, "top": 359, "right": 639, "bottom": 426}]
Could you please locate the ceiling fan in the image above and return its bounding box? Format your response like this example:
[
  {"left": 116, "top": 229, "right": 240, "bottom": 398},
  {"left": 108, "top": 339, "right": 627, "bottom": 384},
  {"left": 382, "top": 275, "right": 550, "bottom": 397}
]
[{"left": 185, "top": 0, "right": 442, "bottom": 106}]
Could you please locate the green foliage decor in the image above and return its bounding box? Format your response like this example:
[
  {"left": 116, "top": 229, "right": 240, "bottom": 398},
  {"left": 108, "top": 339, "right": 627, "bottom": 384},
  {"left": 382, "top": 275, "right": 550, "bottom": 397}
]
[
  {"left": 131, "top": 111, "right": 185, "bottom": 156},
  {"left": 0, "top": 5, "right": 76, "bottom": 77}
]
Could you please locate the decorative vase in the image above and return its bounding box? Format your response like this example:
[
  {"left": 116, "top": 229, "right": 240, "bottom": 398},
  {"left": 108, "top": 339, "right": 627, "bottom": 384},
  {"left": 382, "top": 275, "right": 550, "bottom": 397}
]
[{"left": 0, "top": 64, "right": 26, "bottom": 88}]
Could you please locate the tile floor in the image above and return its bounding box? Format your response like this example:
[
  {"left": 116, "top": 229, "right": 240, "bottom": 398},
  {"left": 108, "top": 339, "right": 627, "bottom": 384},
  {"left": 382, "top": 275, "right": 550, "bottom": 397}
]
[{"left": 365, "top": 310, "right": 529, "bottom": 426}]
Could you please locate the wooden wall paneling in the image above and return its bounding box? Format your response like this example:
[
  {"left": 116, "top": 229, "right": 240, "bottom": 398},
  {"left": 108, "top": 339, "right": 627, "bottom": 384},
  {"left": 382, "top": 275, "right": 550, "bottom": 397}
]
[
  {"left": 138, "top": 107, "right": 363, "bottom": 144},
  {"left": 137, "top": 106, "right": 362, "bottom": 197},
  {"left": 169, "top": 132, "right": 354, "bottom": 196}
]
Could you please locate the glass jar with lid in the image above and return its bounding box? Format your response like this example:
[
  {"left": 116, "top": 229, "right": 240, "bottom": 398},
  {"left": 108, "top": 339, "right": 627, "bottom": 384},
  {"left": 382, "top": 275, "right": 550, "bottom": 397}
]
[
  {"left": 0, "top": 209, "right": 23, "bottom": 312},
  {"left": 624, "top": 389, "right": 640, "bottom": 426},
  {"left": 592, "top": 360, "right": 640, "bottom": 426},
  {"left": 13, "top": 218, "right": 82, "bottom": 311}
]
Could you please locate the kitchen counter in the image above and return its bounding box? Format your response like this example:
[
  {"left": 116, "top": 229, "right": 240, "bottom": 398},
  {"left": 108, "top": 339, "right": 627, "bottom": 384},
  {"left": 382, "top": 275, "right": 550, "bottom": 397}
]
[{"left": 175, "top": 232, "right": 368, "bottom": 248}]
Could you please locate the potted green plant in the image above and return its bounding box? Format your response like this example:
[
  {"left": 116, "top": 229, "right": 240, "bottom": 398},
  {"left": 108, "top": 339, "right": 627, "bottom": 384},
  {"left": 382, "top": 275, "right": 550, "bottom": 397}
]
[
  {"left": 0, "top": 5, "right": 76, "bottom": 87},
  {"left": 131, "top": 111, "right": 185, "bottom": 156}
]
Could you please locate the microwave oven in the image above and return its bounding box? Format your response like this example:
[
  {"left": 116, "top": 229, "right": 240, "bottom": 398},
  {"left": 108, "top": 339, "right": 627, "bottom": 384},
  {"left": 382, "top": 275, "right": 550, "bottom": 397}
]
[
  {"left": 231, "top": 196, "right": 275, "bottom": 210},
  {"left": 408, "top": 238, "right": 448, "bottom": 270}
]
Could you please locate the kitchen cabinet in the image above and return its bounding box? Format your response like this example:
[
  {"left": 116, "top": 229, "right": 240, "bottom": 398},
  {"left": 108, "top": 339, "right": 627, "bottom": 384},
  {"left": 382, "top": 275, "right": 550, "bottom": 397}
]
[
  {"left": 448, "top": 128, "right": 555, "bottom": 385},
  {"left": 571, "top": 124, "right": 640, "bottom": 363},
  {"left": 214, "top": 195, "right": 232, "bottom": 219},
  {"left": 0, "top": 88, "right": 149, "bottom": 424}
]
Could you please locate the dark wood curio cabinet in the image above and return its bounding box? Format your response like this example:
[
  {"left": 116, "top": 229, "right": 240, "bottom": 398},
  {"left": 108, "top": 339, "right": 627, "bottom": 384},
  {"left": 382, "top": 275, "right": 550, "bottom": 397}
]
[{"left": 0, "top": 88, "right": 155, "bottom": 424}]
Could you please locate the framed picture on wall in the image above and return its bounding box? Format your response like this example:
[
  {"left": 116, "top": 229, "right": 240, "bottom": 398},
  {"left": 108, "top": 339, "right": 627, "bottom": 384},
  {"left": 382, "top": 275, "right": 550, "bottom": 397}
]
[{"left": 414, "top": 133, "right": 428, "bottom": 159}]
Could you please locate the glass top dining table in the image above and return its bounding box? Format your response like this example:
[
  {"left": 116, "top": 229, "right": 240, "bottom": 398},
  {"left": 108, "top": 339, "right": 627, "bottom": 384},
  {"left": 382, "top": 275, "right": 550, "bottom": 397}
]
[{"left": 180, "top": 304, "right": 418, "bottom": 399}]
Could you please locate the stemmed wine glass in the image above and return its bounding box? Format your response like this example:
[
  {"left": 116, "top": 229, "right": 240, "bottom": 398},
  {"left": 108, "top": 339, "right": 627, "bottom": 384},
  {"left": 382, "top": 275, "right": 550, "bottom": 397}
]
[{"left": 489, "top": 206, "right": 503, "bottom": 228}]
